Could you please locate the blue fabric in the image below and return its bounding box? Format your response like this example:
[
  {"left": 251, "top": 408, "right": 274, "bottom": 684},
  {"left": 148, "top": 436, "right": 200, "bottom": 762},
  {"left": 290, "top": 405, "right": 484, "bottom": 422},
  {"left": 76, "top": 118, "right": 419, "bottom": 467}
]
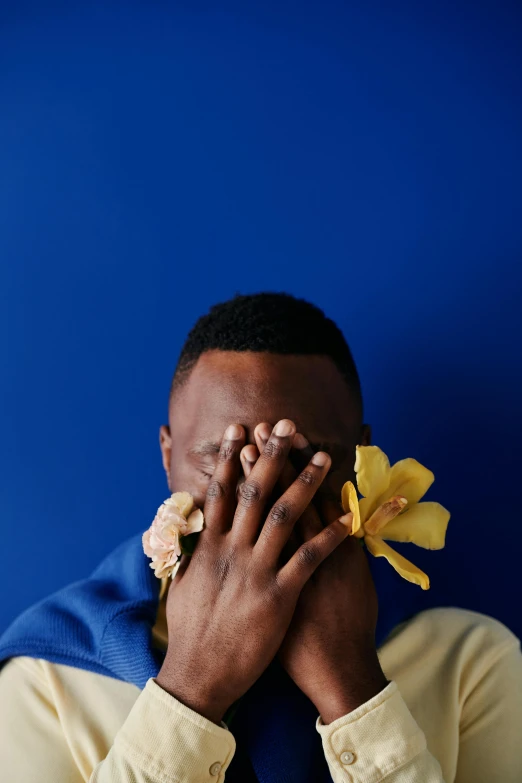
[{"left": 0, "top": 534, "right": 427, "bottom": 783}]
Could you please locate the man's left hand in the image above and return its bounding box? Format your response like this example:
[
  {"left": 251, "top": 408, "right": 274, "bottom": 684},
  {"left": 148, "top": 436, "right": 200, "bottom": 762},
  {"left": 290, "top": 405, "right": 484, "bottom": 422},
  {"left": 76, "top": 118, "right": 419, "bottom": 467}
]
[{"left": 245, "top": 423, "right": 389, "bottom": 725}]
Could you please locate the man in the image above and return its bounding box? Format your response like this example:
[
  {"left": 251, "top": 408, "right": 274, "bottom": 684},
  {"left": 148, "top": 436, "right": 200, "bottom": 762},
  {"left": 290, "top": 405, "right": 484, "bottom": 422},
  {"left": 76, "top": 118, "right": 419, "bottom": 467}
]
[{"left": 0, "top": 292, "right": 521, "bottom": 782}]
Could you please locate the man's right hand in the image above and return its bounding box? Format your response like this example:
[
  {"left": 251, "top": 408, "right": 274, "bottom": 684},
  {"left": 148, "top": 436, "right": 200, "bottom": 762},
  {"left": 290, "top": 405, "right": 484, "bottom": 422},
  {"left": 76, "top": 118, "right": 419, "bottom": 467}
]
[{"left": 155, "top": 419, "right": 350, "bottom": 724}]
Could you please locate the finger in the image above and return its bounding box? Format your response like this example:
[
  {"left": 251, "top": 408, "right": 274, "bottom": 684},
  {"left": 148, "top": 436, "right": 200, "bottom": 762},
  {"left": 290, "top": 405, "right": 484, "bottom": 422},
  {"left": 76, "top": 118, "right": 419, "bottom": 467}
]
[
  {"left": 258, "top": 425, "right": 327, "bottom": 542},
  {"left": 277, "top": 513, "right": 353, "bottom": 592},
  {"left": 253, "top": 450, "right": 332, "bottom": 566},
  {"left": 290, "top": 434, "right": 343, "bottom": 524},
  {"left": 240, "top": 444, "right": 259, "bottom": 479},
  {"left": 255, "top": 423, "right": 322, "bottom": 543},
  {"left": 277, "top": 442, "right": 324, "bottom": 544},
  {"left": 203, "top": 423, "right": 246, "bottom": 534},
  {"left": 253, "top": 422, "right": 272, "bottom": 455},
  {"left": 252, "top": 425, "right": 303, "bottom": 557},
  {"left": 232, "top": 419, "right": 297, "bottom": 543},
  {"left": 257, "top": 424, "right": 341, "bottom": 530},
  {"left": 273, "top": 458, "right": 304, "bottom": 556}
]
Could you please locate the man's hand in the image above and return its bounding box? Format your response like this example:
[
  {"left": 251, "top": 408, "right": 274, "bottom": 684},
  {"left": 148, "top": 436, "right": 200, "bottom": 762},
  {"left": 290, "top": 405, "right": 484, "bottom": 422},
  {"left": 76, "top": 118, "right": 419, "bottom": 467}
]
[
  {"left": 155, "top": 420, "right": 351, "bottom": 725},
  {"left": 248, "top": 424, "right": 389, "bottom": 725}
]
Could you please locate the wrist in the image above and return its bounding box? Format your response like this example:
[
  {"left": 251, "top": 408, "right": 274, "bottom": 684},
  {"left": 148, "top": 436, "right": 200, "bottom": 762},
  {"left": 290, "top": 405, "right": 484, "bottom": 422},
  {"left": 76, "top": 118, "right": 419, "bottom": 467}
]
[
  {"left": 155, "top": 662, "right": 232, "bottom": 726},
  {"left": 312, "top": 647, "right": 389, "bottom": 725},
  {"left": 315, "top": 671, "right": 389, "bottom": 724}
]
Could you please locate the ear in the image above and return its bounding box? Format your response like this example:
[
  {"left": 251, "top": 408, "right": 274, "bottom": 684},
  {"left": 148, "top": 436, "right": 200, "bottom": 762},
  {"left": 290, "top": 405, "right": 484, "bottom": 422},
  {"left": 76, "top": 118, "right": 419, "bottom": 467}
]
[
  {"left": 360, "top": 423, "right": 371, "bottom": 445},
  {"left": 159, "top": 425, "right": 173, "bottom": 490}
]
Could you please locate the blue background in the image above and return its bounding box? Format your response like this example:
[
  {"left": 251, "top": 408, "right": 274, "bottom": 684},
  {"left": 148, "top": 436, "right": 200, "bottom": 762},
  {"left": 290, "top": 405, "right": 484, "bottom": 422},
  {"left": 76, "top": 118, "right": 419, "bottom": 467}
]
[{"left": 1, "top": 1, "right": 521, "bottom": 637}]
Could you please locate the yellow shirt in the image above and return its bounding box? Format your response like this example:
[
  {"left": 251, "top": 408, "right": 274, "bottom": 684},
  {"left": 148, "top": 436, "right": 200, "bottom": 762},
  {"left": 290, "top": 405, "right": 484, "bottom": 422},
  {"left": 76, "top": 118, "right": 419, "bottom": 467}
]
[{"left": 0, "top": 582, "right": 521, "bottom": 783}]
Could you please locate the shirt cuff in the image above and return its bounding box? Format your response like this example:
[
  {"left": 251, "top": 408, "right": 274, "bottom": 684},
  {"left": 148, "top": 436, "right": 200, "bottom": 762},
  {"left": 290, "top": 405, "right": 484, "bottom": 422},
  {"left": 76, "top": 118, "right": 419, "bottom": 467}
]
[
  {"left": 114, "top": 678, "right": 236, "bottom": 782},
  {"left": 315, "top": 680, "right": 426, "bottom": 783}
]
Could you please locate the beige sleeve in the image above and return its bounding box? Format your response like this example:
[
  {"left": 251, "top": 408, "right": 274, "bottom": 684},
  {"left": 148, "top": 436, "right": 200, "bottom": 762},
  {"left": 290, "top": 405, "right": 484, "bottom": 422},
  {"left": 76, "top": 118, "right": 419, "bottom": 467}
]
[
  {"left": 455, "top": 637, "right": 522, "bottom": 783},
  {"left": 0, "top": 658, "right": 236, "bottom": 783},
  {"left": 316, "top": 681, "right": 445, "bottom": 782},
  {"left": 91, "top": 678, "right": 236, "bottom": 783}
]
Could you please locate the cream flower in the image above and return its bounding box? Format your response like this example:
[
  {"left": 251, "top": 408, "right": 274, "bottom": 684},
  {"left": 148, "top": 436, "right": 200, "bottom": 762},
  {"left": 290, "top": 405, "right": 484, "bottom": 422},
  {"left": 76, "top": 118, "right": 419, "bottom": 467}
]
[
  {"left": 142, "top": 491, "right": 205, "bottom": 579},
  {"left": 341, "top": 446, "right": 450, "bottom": 590}
]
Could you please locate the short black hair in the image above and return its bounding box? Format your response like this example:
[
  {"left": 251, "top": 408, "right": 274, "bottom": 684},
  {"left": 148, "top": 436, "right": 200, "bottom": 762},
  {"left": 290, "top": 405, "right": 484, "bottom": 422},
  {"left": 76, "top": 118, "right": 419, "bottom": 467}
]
[{"left": 170, "top": 292, "right": 362, "bottom": 412}]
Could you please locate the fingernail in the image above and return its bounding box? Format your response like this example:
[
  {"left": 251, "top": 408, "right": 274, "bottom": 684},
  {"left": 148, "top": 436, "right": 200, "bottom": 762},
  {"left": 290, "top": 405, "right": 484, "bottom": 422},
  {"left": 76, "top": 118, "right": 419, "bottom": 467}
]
[
  {"left": 225, "top": 424, "right": 242, "bottom": 440},
  {"left": 339, "top": 512, "right": 353, "bottom": 532},
  {"left": 242, "top": 445, "right": 258, "bottom": 463},
  {"left": 255, "top": 423, "right": 271, "bottom": 443},
  {"left": 293, "top": 433, "right": 309, "bottom": 449},
  {"left": 274, "top": 419, "right": 295, "bottom": 437},
  {"left": 311, "top": 451, "right": 329, "bottom": 467}
]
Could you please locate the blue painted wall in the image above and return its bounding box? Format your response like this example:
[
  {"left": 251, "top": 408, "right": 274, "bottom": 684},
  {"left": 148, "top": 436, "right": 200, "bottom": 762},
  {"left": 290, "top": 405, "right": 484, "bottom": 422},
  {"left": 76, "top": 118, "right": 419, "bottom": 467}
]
[{"left": 1, "top": 1, "right": 521, "bottom": 637}]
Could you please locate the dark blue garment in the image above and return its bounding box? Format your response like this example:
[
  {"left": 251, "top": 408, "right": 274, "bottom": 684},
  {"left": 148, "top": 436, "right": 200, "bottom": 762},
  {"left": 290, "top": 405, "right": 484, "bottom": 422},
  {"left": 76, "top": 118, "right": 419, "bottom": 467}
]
[{"left": 0, "top": 534, "right": 426, "bottom": 783}]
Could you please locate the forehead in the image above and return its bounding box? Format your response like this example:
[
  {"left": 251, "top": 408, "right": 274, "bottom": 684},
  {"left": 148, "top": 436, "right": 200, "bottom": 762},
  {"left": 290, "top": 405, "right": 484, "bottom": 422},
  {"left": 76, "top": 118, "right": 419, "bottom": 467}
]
[{"left": 170, "top": 350, "right": 360, "bottom": 447}]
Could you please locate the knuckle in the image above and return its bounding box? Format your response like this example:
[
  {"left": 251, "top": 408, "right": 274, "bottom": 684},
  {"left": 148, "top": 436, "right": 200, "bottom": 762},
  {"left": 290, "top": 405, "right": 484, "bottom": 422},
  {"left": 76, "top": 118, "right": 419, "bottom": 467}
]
[
  {"left": 265, "top": 579, "right": 284, "bottom": 605},
  {"left": 263, "top": 439, "right": 284, "bottom": 459},
  {"left": 268, "top": 502, "right": 291, "bottom": 526},
  {"left": 219, "top": 442, "right": 237, "bottom": 462},
  {"left": 322, "top": 524, "right": 339, "bottom": 544},
  {"left": 207, "top": 479, "right": 226, "bottom": 501},
  {"left": 297, "top": 470, "right": 315, "bottom": 487},
  {"left": 297, "top": 544, "right": 319, "bottom": 568},
  {"left": 239, "top": 480, "right": 262, "bottom": 507}
]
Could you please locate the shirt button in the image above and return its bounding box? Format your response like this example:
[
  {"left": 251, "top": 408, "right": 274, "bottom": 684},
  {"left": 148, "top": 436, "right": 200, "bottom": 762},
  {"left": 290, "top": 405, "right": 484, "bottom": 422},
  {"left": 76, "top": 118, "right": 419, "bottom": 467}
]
[
  {"left": 209, "top": 761, "right": 222, "bottom": 776},
  {"left": 340, "top": 750, "right": 356, "bottom": 765}
]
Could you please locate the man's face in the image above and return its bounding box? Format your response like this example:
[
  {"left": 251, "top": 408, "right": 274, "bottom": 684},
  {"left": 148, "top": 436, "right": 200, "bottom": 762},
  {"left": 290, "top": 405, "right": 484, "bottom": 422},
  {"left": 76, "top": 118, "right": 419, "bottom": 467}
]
[{"left": 159, "top": 350, "right": 369, "bottom": 510}]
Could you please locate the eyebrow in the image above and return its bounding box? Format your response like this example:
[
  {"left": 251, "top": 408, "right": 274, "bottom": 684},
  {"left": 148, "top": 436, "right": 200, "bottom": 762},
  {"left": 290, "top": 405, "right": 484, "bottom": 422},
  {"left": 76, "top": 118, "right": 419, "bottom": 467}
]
[
  {"left": 188, "top": 441, "right": 222, "bottom": 459},
  {"left": 188, "top": 439, "right": 349, "bottom": 464}
]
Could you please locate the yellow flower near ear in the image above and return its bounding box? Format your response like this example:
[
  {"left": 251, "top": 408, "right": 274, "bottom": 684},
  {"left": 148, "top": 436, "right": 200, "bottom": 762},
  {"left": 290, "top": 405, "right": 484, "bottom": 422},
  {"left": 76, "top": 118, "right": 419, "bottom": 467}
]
[{"left": 341, "top": 446, "right": 450, "bottom": 590}]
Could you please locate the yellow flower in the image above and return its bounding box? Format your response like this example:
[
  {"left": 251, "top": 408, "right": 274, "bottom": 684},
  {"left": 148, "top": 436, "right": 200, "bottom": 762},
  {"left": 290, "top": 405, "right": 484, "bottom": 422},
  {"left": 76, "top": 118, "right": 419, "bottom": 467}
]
[{"left": 341, "top": 446, "right": 450, "bottom": 590}]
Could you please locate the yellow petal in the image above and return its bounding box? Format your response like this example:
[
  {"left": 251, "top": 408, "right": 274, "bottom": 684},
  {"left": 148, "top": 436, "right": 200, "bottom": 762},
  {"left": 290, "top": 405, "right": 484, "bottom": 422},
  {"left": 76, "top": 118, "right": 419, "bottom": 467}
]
[
  {"left": 341, "top": 481, "right": 351, "bottom": 513},
  {"left": 376, "top": 458, "right": 434, "bottom": 508},
  {"left": 380, "top": 502, "right": 450, "bottom": 550},
  {"left": 358, "top": 497, "right": 373, "bottom": 527},
  {"left": 341, "top": 481, "right": 361, "bottom": 535},
  {"left": 354, "top": 446, "right": 391, "bottom": 519},
  {"left": 168, "top": 491, "right": 195, "bottom": 517},
  {"left": 364, "top": 535, "right": 430, "bottom": 590}
]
